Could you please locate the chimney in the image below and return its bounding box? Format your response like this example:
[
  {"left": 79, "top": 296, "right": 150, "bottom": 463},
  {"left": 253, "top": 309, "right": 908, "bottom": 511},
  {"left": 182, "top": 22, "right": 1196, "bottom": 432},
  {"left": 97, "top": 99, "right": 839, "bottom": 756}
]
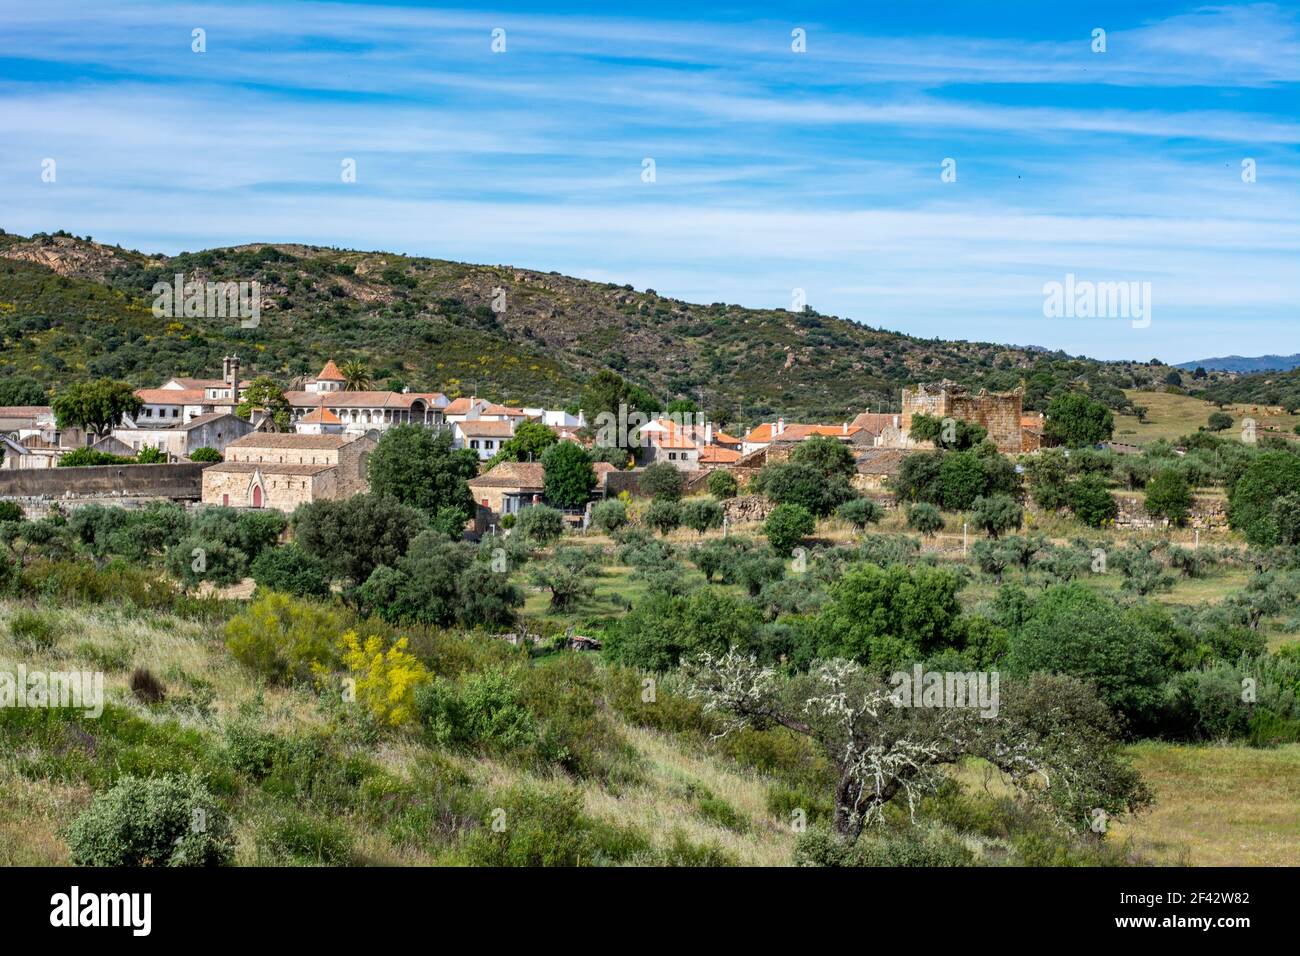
[
  {"left": 777, "top": 417, "right": 785, "bottom": 436},
  {"left": 842, "top": 422, "right": 848, "bottom": 434},
  {"left": 226, "top": 355, "right": 240, "bottom": 395},
  {"left": 705, "top": 421, "right": 713, "bottom": 444}
]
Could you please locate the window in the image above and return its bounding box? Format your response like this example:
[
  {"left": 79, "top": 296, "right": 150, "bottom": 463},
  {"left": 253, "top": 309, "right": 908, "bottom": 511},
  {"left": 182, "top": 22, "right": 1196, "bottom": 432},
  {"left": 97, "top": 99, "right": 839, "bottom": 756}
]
[
  {"left": 470, "top": 440, "right": 479, "bottom": 449},
  {"left": 669, "top": 452, "right": 677, "bottom": 460},
  {"left": 171, "top": 408, "right": 179, "bottom": 418}
]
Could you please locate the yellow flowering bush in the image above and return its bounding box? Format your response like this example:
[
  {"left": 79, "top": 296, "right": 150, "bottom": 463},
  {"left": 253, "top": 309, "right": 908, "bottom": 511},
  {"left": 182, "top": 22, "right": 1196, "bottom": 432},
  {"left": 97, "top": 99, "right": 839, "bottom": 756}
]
[{"left": 337, "top": 631, "right": 430, "bottom": 727}]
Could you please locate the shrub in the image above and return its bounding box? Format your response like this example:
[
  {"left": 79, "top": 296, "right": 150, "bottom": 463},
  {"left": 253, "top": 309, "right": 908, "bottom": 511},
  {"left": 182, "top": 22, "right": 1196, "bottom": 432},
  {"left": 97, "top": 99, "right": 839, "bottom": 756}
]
[
  {"left": 756, "top": 461, "right": 851, "bottom": 517},
  {"left": 1229, "top": 451, "right": 1300, "bottom": 547},
  {"left": 707, "top": 470, "right": 738, "bottom": 499},
  {"left": 499, "top": 513, "right": 516, "bottom": 530},
  {"left": 188, "top": 446, "right": 223, "bottom": 463},
  {"left": 639, "top": 461, "right": 684, "bottom": 501},
  {"left": 513, "top": 504, "right": 564, "bottom": 545},
  {"left": 164, "top": 536, "right": 247, "bottom": 590},
  {"left": 794, "top": 826, "right": 973, "bottom": 867},
  {"left": 460, "top": 783, "right": 647, "bottom": 866},
  {"left": 7, "top": 609, "right": 59, "bottom": 652},
  {"left": 590, "top": 499, "right": 628, "bottom": 534},
  {"left": 135, "top": 444, "right": 166, "bottom": 464},
  {"left": 837, "top": 497, "right": 883, "bottom": 530},
  {"left": 67, "top": 774, "right": 234, "bottom": 866},
  {"left": 415, "top": 669, "right": 537, "bottom": 752},
  {"left": 765, "top": 503, "right": 815, "bottom": 557},
  {"left": 906, "top": 502, "right": 944, "bottom": 536},
  {"left": 1068, "top": 475, "right": 1117, "bottom": 527},
  {"left": 255, "top": 809, "right": 354, "bottom": 866},
  {"left": 644, "top": 499, "right": 682, "bottom": 535},
  {"left": 681, "top": 498, "right": 723, "bottom": 535},
  {"left": 250, "top": 543, "right": 331, "bottom": 599},
  {"left": 337, "top": 631, "right": 430, "bottom": 727},
  {"left": 1144, "top": 468, "right": 1192, "bottom": 526},
  {"left": 0, "top": 502, "right": 24, "bottom": 523},
  {"left": 224, "top": 592, "right": 342, "bottom": 685}
]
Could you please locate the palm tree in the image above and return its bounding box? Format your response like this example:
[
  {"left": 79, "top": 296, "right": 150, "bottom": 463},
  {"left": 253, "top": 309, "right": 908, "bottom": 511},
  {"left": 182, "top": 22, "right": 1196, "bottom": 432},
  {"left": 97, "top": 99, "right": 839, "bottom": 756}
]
[{"left": 340, "top": 360, "right": 372, "bottom": 392}]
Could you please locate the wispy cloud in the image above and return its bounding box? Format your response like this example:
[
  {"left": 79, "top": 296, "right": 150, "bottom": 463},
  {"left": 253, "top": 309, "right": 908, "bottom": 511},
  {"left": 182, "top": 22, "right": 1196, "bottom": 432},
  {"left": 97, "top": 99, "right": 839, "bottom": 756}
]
[{"left": 0, "top": 0, "right": 1296, "bottom": 362}]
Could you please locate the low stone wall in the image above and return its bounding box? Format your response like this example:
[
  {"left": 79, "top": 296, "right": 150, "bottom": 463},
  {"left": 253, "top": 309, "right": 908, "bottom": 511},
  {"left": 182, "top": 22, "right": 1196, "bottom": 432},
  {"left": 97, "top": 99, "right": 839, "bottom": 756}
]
[
  {"left": 721, "top": 494, "right": 773, "bottom": 524},
  {"left": 1111, "top": 492, "right": 1229, "bottom": 532},
  {"left": 0, "top": 462, "right": 211, "bottom": 517}
]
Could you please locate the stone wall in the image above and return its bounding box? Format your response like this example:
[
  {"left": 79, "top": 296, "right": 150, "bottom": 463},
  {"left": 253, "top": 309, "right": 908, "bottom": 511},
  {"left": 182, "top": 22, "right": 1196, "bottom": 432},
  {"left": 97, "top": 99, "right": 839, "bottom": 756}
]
[
  {"left": 901, "top": 382, "right": 1023, "bottom": 454},
  {"left": 0, "top": 462, "right": 209, "bottom": 502},
  {"left": 1111, "top": 493, "right": 1229, "bottom": 532},
  {"left": 721, "top": 494, "right": 773, "bottom": 524}
]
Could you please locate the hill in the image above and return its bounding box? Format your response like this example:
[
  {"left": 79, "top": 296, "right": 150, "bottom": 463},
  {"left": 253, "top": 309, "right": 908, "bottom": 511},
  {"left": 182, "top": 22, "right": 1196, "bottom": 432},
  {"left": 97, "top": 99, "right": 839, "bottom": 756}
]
[
  {"left": 1178, "top": 354, "right": 1300, "bottom": 374},
  {"left": 1, "top": 229, "right": 1187, "bottom": 423}
]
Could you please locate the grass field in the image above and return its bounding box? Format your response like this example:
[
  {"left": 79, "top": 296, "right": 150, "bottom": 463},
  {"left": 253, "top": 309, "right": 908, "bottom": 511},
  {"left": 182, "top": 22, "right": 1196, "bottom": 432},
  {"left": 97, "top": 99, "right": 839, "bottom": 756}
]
[
  {"left": 1112, "top": 742, "right": 1300, "bottom": 866},
  {"left": 1115, "top": 389, "right": 1300, "bottom": 446}
]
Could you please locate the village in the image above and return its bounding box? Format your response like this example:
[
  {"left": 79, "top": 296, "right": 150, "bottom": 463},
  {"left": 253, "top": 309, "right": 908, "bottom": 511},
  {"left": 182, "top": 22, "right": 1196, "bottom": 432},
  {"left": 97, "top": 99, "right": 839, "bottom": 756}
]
[{"left": 0, "top": 356, "right": 1044, "bottom": 524}]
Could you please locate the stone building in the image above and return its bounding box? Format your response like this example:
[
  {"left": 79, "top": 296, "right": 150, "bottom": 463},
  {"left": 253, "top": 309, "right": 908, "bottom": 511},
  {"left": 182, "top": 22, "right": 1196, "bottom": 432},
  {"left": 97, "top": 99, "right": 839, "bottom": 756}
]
[
  {"left": 901, "top": 381, "right": 1023, "bottom": 454},
  {"left": 200, "top": 432, "right": 375, "bottom": 512},
  {"left": 113, "top": 412, "right": 255, "bottom": 461}
]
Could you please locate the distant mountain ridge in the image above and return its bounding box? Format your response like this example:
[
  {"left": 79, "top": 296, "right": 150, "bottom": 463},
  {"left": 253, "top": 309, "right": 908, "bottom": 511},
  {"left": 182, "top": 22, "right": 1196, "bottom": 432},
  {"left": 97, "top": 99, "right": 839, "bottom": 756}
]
[{"left": 1178, "top": 354, "right": 1300, "bottom": 374}]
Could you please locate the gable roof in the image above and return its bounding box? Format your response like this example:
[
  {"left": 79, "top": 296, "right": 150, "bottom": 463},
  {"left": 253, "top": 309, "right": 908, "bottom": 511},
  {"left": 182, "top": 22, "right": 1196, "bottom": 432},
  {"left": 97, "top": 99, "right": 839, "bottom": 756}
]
[
  {"left": 137, "top": 388, "right": 206, "bottom": 405},
  {"left": 456, "top": 419, "right": 515, "bottom": 438}
]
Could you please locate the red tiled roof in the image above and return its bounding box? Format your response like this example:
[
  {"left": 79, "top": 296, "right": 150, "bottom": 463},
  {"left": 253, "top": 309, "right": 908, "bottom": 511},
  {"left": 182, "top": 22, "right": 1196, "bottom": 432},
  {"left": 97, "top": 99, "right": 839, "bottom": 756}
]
[
  {"left": 137, "top": 388, "right": 205, "bottom": 404},
  {"left": 456, "top": 419, "right": 515, "bottom": 438},
  {"left": 699, "top": 446, "right": 741, "bottom": 464},
  {"left": 315, "top": 359, "right": 345, "bottom": 381},
  {"left": 300, "top": 406, "right": 342, "bottom": 424}
]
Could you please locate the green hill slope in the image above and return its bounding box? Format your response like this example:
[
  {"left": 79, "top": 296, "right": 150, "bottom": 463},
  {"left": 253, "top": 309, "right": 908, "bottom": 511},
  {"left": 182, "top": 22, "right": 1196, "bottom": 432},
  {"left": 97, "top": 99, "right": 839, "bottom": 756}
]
[{"left": 1, "top": 229, "right": 1185, "bottom": 420}]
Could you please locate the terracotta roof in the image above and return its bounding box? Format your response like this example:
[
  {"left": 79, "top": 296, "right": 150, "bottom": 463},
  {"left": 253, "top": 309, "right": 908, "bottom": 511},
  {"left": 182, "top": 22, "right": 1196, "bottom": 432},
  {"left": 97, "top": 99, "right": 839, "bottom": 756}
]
[
  {"left": 285, "top": 390, "right": 442, "bottom": 410},
  {"left": 300, "top": 406, "right": 342, "bottom": 424},
  {"left": 228, "top": 433, "right": 359, "bottom": 449},
  {"left": 646, "top": 419, "right": 697, "bottom": 450},
  {"left": 711, "top": 429, "right": 742, "bottom": 446},
  {"left": 137, "top": 388, "right": 205, "bottom": 404},
  {"left": 315, "top": 359, "right": 346, "bottom": 381},
  {"left": 456, "top": 419, "right": 515, "bottom": 438},
  {"left": 699, "top": 446, "right": 741, "bottom": 464},
  {"left": 762, "top": 423, "right": 860, "bottom": 443},
  {"left": 482, "top": 404, "right": 527, "bottom": 417},
  {"left": 205, "top": 462, "right": 334, "bottom": 476},
  {"left": 0, "top": 406, "right": 52, "bottom": 418},
  {"left": 444, "top": 397, "right": 480, "bottom": 415},
  {"left": 468, "top": 461, "right": 545, "bottom": 490}
]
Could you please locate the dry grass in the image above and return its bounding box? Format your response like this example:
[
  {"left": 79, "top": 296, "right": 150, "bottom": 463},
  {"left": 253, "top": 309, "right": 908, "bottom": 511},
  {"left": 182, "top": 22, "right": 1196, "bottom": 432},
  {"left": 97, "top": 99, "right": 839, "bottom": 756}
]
[
  {"left": 1110, "top": 742, "right": 1300, "bottom": 866},
  {"left": 1115, "top": 389, "right": 1300, "bottom": 446}
]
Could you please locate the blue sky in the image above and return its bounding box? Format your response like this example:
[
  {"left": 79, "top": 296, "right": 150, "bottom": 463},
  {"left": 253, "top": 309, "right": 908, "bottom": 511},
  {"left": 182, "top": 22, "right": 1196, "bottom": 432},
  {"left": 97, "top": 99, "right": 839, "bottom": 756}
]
[{"left": 1, "top": 0, "right": 1297, "bottom": 364}]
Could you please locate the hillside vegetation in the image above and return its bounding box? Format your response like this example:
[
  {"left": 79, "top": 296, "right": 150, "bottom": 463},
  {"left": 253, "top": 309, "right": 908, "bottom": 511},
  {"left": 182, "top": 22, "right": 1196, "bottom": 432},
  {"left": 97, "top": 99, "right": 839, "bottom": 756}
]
[{"left": 2, "top": 229, "right": 1192, "bottom": 421}]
